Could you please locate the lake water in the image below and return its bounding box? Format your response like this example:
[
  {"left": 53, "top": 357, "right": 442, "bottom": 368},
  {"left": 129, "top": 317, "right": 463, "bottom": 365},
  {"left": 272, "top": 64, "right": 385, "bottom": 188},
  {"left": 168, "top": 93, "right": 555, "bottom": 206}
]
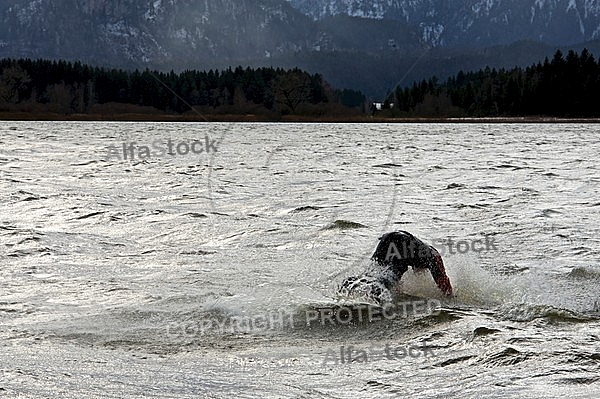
[{"left": 1, "top": 122, "right": 599, "bottom": 398}]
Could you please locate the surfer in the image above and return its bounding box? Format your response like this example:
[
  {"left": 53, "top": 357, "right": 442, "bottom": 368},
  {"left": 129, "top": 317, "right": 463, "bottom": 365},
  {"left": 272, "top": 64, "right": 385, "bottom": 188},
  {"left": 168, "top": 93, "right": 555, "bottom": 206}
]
[{"left": 339, "top": 231, "right": 453, "bottom": 302}]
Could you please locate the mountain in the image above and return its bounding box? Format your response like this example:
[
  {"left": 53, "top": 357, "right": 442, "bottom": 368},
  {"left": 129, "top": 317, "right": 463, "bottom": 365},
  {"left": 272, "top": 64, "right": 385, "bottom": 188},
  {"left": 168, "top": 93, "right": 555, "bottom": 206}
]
[
  {"left": 1, "top": 0, "right": 599, "bottom": 97},
  {"left": 0, "top": 0, "right": 317, "bottom": 68},
  {"left": 287, "top": 0, "right": 600, "bottom": 47}
]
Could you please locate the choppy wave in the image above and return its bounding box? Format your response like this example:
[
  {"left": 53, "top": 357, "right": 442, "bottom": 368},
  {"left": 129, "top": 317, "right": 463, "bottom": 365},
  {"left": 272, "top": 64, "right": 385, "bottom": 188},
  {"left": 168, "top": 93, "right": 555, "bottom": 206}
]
[
  {"left": 567, "top": 266, "right": 600, "bottom": 279},
  {"left": 496, "top": 303, "right": 597, "bottom": 323},
  {"left": 323, "top": 219, "right": 368, "bottom": 230}
]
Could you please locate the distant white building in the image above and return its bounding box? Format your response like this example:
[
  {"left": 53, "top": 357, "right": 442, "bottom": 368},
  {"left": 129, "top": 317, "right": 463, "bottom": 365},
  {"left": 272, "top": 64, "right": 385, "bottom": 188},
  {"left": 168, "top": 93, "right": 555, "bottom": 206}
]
[{"left": 372, "top": 102, "right": 394, "bottom": 111}]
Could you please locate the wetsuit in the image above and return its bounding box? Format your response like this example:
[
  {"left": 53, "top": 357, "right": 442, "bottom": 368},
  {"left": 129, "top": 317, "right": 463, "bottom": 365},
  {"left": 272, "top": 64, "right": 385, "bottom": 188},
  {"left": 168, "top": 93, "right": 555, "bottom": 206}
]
[{"left": 339, "top": 231, "right": 453, "bottom": 300}]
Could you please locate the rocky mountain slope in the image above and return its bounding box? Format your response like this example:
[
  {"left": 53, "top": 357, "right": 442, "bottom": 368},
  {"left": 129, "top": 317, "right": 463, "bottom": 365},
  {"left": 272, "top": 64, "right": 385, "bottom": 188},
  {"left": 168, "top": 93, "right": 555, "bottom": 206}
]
[
  {"left": 288, "top": 0, "right": 600, "bottom": 46},
  {"left": 1, "top": 0, "right": 599, "bottom": 96}
]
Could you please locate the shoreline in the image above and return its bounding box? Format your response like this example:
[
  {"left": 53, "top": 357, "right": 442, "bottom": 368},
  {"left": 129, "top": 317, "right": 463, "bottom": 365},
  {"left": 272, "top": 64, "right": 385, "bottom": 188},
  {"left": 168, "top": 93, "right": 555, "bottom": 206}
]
[{"left": 1, "top": 112, "right": 600, "bottom": 123}]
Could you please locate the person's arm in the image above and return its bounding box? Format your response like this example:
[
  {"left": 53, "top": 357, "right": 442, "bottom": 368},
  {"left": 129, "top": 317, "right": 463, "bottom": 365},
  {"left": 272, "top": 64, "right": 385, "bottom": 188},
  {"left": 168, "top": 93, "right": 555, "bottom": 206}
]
[{"left": 428, "top": 247, "right": 453, "bottom": 296}]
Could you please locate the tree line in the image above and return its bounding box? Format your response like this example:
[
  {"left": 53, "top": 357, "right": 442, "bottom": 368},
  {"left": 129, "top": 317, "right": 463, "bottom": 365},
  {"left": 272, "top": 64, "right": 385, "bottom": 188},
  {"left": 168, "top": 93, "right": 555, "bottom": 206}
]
[
  {"left": 2, "top": 49, "right": 598, "bottom": 118},
  {"left": 0, "top": 58, "right": 365, "bottom": 116},
  {"left": 384, "top": 49, "right": 600, "bottom": 117}
]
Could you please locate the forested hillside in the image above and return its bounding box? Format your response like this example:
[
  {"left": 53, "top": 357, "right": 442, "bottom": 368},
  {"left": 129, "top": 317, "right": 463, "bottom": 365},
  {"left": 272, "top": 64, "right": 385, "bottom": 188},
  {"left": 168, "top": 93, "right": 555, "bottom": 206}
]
[
  {"left": 387, "top": 49, "right": 600, "bottom": 118},
  {"left": 0, "top": 59, "right": 365, "bottom": 118}
]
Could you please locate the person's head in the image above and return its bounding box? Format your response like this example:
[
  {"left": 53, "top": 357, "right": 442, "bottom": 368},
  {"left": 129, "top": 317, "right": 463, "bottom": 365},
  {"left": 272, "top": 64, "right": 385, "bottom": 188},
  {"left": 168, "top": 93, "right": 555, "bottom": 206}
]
[{"left": 371, "top": 231, "right": 414, "bottom": 264}]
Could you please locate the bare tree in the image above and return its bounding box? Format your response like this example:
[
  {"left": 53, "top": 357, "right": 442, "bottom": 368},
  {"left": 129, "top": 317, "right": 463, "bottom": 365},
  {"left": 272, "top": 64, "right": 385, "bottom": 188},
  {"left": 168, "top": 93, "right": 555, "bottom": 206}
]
[
  {"left": 273, "top": 72, "right": 312, "bottom": 113},
  {"left": 0, "top": 65, "right": 31, "bottom": 104},
  {"left": 47, "top": 83, "right": 73, "bottom": 113}
]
